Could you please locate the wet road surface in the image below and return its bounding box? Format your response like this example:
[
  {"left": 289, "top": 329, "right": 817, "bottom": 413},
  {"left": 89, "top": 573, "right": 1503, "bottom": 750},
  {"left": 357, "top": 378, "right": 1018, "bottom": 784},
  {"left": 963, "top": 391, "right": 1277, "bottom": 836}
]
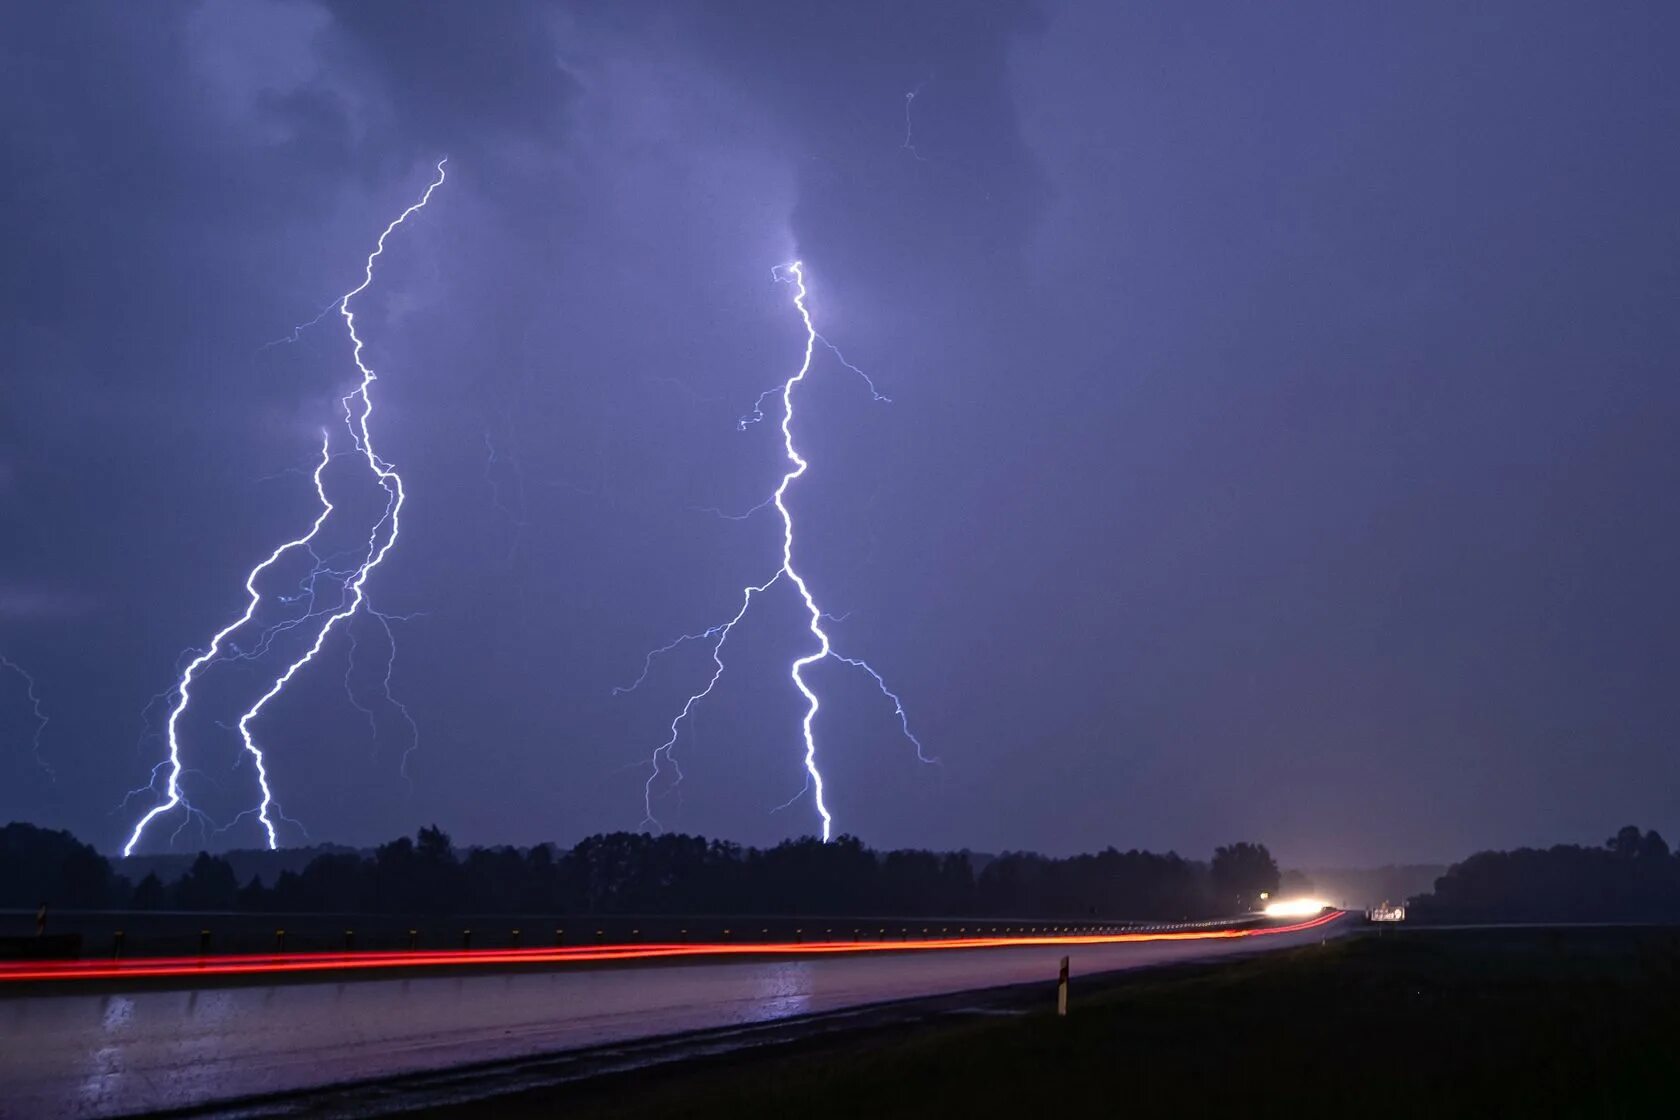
[{"left": 0, "top": 914, "right": 1349, "bottom": 1118}]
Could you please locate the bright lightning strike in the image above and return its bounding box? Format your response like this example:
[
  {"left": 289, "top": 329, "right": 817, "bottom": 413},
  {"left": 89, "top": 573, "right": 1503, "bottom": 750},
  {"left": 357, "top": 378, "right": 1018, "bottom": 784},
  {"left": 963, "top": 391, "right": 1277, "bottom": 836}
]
[
  {"left": 772, "top": 261, "right": 839, "bottom": 839},
  {"left": 124, "top": 161, "right": 447, "bottom": 855},
  {"left": 620, "top": 261, "right": 932, "bottom": 841},
  {"left": 228, "top": 159, "right": 447, "bottom": 840},
  {"left": 123, "top": 434, "right": 336, "bottom": 856},
  {"left": 1, "top": 655, "right": 52, "bottom": 783}
]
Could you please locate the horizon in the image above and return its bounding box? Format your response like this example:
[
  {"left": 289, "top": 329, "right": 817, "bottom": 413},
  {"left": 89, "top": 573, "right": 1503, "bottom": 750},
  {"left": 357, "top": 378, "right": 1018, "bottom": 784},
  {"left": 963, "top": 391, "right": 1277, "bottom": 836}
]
[
  {"left": 14, "top": 813, "right": 1652, "bottom": 874},
  {"left": 4, "top": 1, "right": 1678, "bottom": 871}
]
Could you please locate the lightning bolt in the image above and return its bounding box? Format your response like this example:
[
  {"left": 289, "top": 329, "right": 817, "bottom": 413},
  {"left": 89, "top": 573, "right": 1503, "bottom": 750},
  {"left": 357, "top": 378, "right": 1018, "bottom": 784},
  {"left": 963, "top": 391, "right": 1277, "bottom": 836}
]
[
  {"left": 631, "top": 574, "right": 780, "bottom": 829},
  {"left": 122, "top": 434, "right": 336, "bottom": 856},
  {"left": 123, "top": 160, "right": 447, "bottom": 855},
  {"left": 258, "top": 297, "right": 341, "bottom": 352},
  {"left": 620, "top": 261, "right": 931, "bottom": 841},
  {"left": 483, "top": 427, "right": 530, "bottom": 561},
  {"left": 772, "top": 261, "right": 839, "bottom": 839},
  {"left": 344, "top": 605, "right": 424, "bottom": 779},
  {"left": 1, "top": 655, "right": 52, "bottom": 783}
]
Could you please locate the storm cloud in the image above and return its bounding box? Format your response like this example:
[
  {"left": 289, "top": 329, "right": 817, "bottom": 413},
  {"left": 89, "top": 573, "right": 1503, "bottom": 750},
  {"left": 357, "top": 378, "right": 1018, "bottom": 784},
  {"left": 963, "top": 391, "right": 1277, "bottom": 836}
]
[{"left": 2, "top": 1, "right": 1676, "bottom": 865}]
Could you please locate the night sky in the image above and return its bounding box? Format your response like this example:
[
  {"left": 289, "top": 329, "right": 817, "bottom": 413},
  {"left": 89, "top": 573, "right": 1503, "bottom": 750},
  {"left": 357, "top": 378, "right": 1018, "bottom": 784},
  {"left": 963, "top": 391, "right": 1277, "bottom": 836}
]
[{"left": 2, "top": 2, "right": 1677, "bottom": 865}]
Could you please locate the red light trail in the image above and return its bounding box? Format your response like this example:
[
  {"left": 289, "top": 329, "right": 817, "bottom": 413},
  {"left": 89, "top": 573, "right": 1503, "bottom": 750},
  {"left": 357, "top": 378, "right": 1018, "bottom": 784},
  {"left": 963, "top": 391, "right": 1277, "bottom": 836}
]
[{"left": 0, "top": 911, "right": 1342, "bottom": 985}]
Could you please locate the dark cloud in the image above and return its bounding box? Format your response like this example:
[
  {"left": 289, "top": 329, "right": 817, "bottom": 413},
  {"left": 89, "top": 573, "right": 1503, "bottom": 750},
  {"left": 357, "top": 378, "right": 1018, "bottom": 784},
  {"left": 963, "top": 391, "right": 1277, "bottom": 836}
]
[
  {"left": 317, "top": 0, "right": 581, "bottom": 167},
  {"left": 669, "top": 0, "right": 1048, "bottom": 301},
  {"left": 0, "top": 584, "right": 95, "bottom": 623},
  {"left": 1, "top": 1, "right": 1675, "bottom": 864}
]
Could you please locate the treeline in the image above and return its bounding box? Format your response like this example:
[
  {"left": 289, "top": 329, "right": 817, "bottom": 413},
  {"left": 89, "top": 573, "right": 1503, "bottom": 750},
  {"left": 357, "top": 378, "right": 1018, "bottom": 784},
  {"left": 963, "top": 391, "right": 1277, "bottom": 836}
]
[
  {"left": 0, "top": 822, "right": 1281, "bottom": 920},
  {"left": 1409, "top": 826, "right": 1680, "bottom": 922}
]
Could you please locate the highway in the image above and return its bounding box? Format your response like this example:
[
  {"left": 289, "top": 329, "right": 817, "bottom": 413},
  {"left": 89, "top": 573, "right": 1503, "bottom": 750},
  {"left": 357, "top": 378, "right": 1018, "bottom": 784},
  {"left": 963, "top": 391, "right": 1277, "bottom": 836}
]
[{"left": 0, "top": 912, "right": 1348, "bottom": 1118}]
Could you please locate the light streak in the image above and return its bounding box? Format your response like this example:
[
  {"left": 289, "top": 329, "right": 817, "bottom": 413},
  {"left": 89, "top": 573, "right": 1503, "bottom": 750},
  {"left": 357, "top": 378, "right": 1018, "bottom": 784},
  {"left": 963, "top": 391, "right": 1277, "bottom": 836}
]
[
  {"left": 691, "top": 494, "right": 777, "bottom": 521},
  {"left": 736, "top": 337, "right": 886, "bottom": 430},
  {"left": 373, "top": 608, "right": 423, "bottom": 780},
  {"left": 341, "top": 605, "right": 424, "bottom": 760},
  {"left": 342, "top": 617, "right": 383, "bottom": 740},
  {"left": 830, "top": 652, "right": 934, "bottom": 764},
  {"left": 818, "top": 337, "right": 891, "bottom": 404},
  {"left": 122, "top": 434, "right": 336, "bottom": 857},
  {"left": 124, "top": 160, "right": 447, "bottom": 855},
  {"left": 773, "top": 261, "right": 837, "bottom": 840},
  {"left": 0, "top": 655, "right": 52, "bottom": 782},
  {"left": 231, "top": 159, "right": 448, "bottom": 845},
  {"left": 0, "top": 911, "right": 1347, "bottom": 985},
  {"left": 623, "top": 262, "right": 928, "bottom": 840},
  {"left": 258, "top": 298, "right": 340, "bottom": 351},
  {"left": 634, "top": 574, "right": 779, "bottom": 828}
]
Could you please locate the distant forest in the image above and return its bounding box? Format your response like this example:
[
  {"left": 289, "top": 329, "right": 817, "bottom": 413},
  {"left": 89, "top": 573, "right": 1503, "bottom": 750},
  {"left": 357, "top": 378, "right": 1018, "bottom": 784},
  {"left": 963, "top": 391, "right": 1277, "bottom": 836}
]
[
  {"left": 10, "top": 821, "right": 1675, "bottom": 923},
  {"left": 1407, "top": 826, "right": 1680, "bottom": 923},
  {"left": 0, "top": 822, "right": 1279, "bottom": 920}
]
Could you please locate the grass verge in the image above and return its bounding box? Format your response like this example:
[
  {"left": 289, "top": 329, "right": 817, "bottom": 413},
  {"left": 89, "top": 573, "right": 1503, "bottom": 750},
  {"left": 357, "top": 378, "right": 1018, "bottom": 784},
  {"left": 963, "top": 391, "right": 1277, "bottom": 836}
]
[{"left": 416, "top": 927, "right": 1680, "bottom": 1118}]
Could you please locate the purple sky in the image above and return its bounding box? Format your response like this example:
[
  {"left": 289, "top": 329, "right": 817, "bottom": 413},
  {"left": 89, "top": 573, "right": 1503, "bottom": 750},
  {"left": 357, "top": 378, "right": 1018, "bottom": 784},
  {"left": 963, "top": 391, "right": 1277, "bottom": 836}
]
[{"left": 2, "top": 1, "right": 1677, "bottom": 865}]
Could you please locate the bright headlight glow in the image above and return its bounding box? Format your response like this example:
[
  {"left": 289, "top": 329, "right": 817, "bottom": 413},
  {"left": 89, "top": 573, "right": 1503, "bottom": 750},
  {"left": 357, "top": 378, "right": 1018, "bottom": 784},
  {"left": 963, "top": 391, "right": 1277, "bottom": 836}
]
[{"left": 1263, "top": 897, "right": 1330, "bottom": 918}]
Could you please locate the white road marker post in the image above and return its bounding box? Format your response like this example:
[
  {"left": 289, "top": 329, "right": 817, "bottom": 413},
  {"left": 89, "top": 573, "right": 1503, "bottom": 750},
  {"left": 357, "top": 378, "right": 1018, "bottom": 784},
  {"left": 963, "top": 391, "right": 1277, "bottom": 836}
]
[{"left": 1057, "top": 955, "right": 1069, "bottom": 1017}]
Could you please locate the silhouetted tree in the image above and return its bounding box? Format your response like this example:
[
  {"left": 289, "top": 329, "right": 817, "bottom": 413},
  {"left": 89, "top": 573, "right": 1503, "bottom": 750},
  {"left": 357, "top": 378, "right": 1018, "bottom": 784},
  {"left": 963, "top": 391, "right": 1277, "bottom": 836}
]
[
  {"left": 1412, "top": 833, "right": 1680, "bottom": 922},
  {"left": 0, "top": 818, "right": 1283, "bottom": 922},
  {"left": 1638, "top": 830, "right": 1670, "bottom": 861},
  {"left": 237, "top": 875, "right": 266, "bottom": 912},
  {"left": 1210, "top": 842, "right": 1280, "bottom": 911},
  {"left": 754, "top": 836, "right": 878, "bottom": 914},
  {"left": 879, "top": 849, "right": 974, "bottom": 915},
  {"left": 130, "top": 872, "right": 167, "bottom": 911},
  {"left": 520, "top": 842, "right": 560, "bottom": 913},
  {"left": 1608, "top": 825, "right": 1645, "bottom": 859},
  {"left": 271, "top": 852, "right": 367, "bottom": 912},
  {"left": 0, "top": 822, "right": 123, "bottom": 908},
  {"left": 171, "top": 853, "right": 239, "bottom": 910}
]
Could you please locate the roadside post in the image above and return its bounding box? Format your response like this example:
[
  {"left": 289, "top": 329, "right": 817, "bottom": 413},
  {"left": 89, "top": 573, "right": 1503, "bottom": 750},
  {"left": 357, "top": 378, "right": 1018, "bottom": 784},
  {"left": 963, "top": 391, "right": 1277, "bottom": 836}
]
[{"left": 1057, "top": 956, "right": 1069, "bottom": 1017}]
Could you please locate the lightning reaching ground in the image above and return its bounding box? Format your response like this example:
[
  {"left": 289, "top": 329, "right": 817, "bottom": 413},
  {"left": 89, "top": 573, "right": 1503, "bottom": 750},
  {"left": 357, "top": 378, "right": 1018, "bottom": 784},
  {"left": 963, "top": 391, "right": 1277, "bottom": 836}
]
[
  {"left": 123, "top": 161, "right": 447, "bottom": 855},
  {"left": 620, "top": 261, "right": 931, "bottom": 841},
  {"left": 1, "top": 655, "right": 52, "bottom": 782},
  {"left": 122, "top": 435, "right": 336, "bottom": 856}
]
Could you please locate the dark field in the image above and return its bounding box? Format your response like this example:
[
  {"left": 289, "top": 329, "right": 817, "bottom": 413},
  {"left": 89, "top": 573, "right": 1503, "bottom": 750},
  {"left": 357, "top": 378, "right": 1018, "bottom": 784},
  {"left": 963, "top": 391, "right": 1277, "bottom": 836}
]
[{"left": 417, "top": 926, "right": 1680, "bottom": 1119}]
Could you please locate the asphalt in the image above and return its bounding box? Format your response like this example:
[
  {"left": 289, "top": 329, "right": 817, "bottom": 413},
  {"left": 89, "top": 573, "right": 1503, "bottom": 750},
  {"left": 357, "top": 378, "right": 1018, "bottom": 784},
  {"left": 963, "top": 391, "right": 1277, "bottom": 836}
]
[{"left": 0, "top": 913, "right": 1352, "bottom": 1119}]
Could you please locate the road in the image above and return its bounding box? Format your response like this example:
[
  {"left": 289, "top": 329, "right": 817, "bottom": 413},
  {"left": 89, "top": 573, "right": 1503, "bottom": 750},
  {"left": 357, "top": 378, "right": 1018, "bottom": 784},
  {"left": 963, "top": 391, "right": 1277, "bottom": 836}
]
[{"left": 0, "top": 912, "right": 1348, "bottom": 1118}]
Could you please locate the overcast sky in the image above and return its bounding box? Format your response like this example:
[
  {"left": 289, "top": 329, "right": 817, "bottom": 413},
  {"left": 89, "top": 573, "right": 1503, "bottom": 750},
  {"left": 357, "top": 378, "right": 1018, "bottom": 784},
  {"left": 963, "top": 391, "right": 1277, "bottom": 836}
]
[{"left": 2, "top": 1, "right": 1677, "bottom": 865}]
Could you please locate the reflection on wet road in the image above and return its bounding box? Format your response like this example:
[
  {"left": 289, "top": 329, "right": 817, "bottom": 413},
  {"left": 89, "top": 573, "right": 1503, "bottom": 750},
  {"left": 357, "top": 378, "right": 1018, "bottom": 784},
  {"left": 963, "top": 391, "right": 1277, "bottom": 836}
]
[{"left": 0, "top": 915, "right": 1349, "bottom": 1118}]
